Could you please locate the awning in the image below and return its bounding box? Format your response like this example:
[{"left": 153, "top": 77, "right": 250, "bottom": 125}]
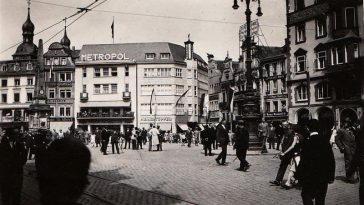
[{"left": 176, "top": 123, "right": 188, "bottom": 133}]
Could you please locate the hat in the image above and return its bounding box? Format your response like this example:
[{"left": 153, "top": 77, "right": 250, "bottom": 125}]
[{"left": 237, "top": 120, "right": 244, "bottom": 125}]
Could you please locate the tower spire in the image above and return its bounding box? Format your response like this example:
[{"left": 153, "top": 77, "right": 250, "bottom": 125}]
[{"left": 60, "top": 17, "right": 71, "bottom": 48}]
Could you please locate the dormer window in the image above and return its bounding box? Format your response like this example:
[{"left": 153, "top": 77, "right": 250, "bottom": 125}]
[
  {"left": 26, "top": 63, "right": 33, "bottom": 70},
  {"left": 14, "top": 63, "right": 20, "bottom": 71},
  {"left": 46, "top": 59, "right": 50, "bottom": 65},
  {"left": 160, "top": 53, "right": 170, "bottom": 59},
  {"left": 53, "top": 58, "right": 59, "bottom": 65},
  {"left": 61, "top": 58, "right": 67, "bottom": 65},
  {"left": 145, "top": 53, "right": 155, "bottom": 60},
  {"left": 1, "top": 64, "right": 8, "bottom": 72}
]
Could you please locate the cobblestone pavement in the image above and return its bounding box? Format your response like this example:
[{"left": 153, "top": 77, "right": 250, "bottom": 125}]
[{"left": 20, "top": 143, "right": 359, "bottom": 205}]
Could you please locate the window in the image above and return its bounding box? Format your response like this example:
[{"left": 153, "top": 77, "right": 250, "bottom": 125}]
[
  {"left": 1, "top": 79, "right": 7, "bottom": 87},
  {"left": 345, "top": 7, "right": 356, "bottom": 29},
  {"left": 27, "top": 92, "right": 33, "bottom": 102},
  {"left": 188, "top": 104, "right": 193, "bottom": 115},
  {"left": 265, "top": 102, "right": 270, "bottom": 113},
  {"left": 266, "top": 81, "right": 270, "bottom": 94},
  {"left": 354, "top": 43, "right": 359, "bottom": 58},
  {"left": 82, "top": 85, "right": 87, "bottom": 93},
  {"left": 273, "top": 101, "right": 278, "bottom": 112},
  {"left": 1, "top": 65, "right": 7, "bottom": 71},
  {"left": 156, "top": 68, "right": 171, "bottom": 77},
  {"left": 194, "top": 104, "right": 197, "bottom": 116},
  {"left": 331, "top": 46, "right": 346, "bottom": 65},
  {"left": 94, "top": 68, "right": 101, "bottom": 77},
  {"left": 296, "top": 55, "right": 306, "bottom": 72},
  {"left": 125, "top": 83, "right": 129, "bottom": 92},
  {"left": 102, "top": 84, "right": 109, "bottom": 94},
  {"left": 176, "top": 85, "right": 184, "bottom": 95},
  {"left": 145, "top": 53, "right": 155, "bottom": 59},
  {"left": 27, "top": 78, "right": 33, "bottom": 85},
  {"left": 273, "top": 80, "right": 278, "bottom": 93},
  {"left": 94, "top": 85, "right": 101, "bottom": 94},
  {"left": 176, "top": 68, "right": 182, "bottom": 77},
  {"left": 316, "top": 51, "right": 326, "bottom": 69},
  {"left": 125, "top": 66, "right": 129, "bottom": 77},
  {"left": 49, "top": 89, "right": 55, "bottom": 99},
  {"left": 60, "top": 90, "right": 66, "bottom": 98},
  {"left": 26, "top": 63, "right": 33, "bottom": 70},
  {"left": 296, "top": 23, "right": 306, "bottom": 43},
  {"left": 296, "top": 85, "right": 308, "bottom": 101},
  {"left": 187, "top": 69, "right": 192, "bottom": 78},
  {"left": 295, "top": 0, "right": 305, "bottom": 10},
  {"left": 53, "top": 58, "right": 59, "bottom": 65},
  {"left": 176, "top": 104, "right": 184, "bottom": 115},
  {"left": 281, "top": 101, "right": 287, "bottom": 112},
  {"left": 160, "top": 53, "right": 170, "bottom": 59},
  {"left": 61, "top": 58, "right": 67, "bottom": 65},
  {"left": 66, "top": 107, "right": 71, "bottom": 116},
  {"left": 59, "top": 73, "right": 71, "bottom": 82},
  {"left": 60, "top": 107, "right": 65, "bottom": 117},
  {"left": 316, "top": 82, "right": 331, "bottom": 99},
  {"left": 82, "top": 68, "right": 87, "bottom": 77},
  {"left": 156, "top": 85, "right": 172, "bottom": 95},
  {"left": 194, "top": 70, "right": 197, "bottom": 79},
  {"left": 111, "top": 67, "right": 117, "bottom": 76},
  {"left": 111, "top": 84, "right": 117, "bottom": 93},
  {"left": 66, "top": 73, "right": 72, "bottom": 81},
  {"left": 14, "top": 93, "right": 20, "bottom": 102},
  {"left": 14, "top": 79, "right": 20, "bottom": 86},
  {"left": 272, "top": 63, "right": 277, "bottom": 75},
  {"left": 1, "top": 94, "right": 7, "bottom": 103},
  {"left": 316, "top": 17, "right": 326, "bottom": 37},
  {"left": 103, "top": 68, "right": 109, "bottom": 76},
  {"left": 46, "top": 59, "right": 50, "bottom": 65},
  {"left": 194, "top": 86, "right": 197, "bottom": 96},
  {"left": 265, "top": 64, "right": 270, "bottom": 77},
  {"left": 50, "top": 107, "right": 54, "bottom": 117},
  {"left": 144, "top": 68, "right": 154, "bottom": 77},
  {"left": 14, "top": 63, "right": 20, "bottom": 71},
  {"left": 334, "top": 10, "right": 343, "bottom": 30}
]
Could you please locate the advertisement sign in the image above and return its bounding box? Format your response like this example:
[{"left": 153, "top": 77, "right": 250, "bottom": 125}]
[{"left": 239, "top": 19, "right": 259, "bottom": 41}]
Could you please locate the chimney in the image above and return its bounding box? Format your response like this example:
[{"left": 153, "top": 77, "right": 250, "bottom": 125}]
[{"left": 184, "top": 34, "right": 194, "bottom": 60}]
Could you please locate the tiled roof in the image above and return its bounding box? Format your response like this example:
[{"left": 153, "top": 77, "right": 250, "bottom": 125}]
[{"left": 77, "top": 42, "right": 206, "bottom": 65}]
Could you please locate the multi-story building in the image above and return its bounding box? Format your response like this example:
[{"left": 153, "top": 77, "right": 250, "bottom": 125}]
[
  {"left": 74, "top": 39, "right": 208, "bottom": 133},
  {"left": 286, "top": 0, "right": 364, "bottom": 128},
  {"left": 0, "top": 7, "right": 37, "bottom": 130},
  {"left": 43, "top": 27, "right": 80, "bottom": 131},
  {"left": 260, "top": 46, "right": 289, "bottom": 123}
]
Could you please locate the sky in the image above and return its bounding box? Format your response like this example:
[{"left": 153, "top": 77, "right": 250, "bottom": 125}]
[{"left": 0, "top": 0, "right": 286, "bottom": 61}]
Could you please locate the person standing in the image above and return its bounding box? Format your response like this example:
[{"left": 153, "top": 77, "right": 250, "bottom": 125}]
[
  {"left": 186, "top": 127, "right": 193, "bottom": 148},
  {"left": 335, "top": 118, "right": 357, "bottom": 183},
  {"left": 101, "top": 128, "right": 110, "bottom": 155},
  {"left": 296, "top": 119, "right": 335, "bottom": 205},
  {"left": 149, "top": 125, "right": 160, "bottom": 151},
  {"left": 137, "top": 127, "right": 143, "bottom": 149},
  {"left": 215, "top": 118, "right": 229, "bottom": 165},
  {"left": 234, "top": 120, "right": 250, "bottom": 171},
  {"left": 268, "top": 123, "right": 276, "bottom": 149},
  {"left": 275, "top": 123, "right": 284, "bottom": 151},
  {"left": 147, "top": 124, "right": 153, "bottom": 151},
  {"left": 258, "top": 118, "right": 269, "bottom": 153},
  {"left": 157, "top": 126, "right": 163, "bottom": 151},
  {"left": 0, "top": 128, "right": 27, "bottom": 205},
  {"left": 95, "top": 127, "right": 101, "bottom": 148},
  {"left": 211, "top": 124, "right": 217, "bottom": 150},
  {"left": 124, "top": 128, "right": 131, "bottom": 149},
  {"left": 201, "top": 125, "right": 212, "bottom": 156},
  {"left": 111, "top": 130, "right": 120, "bottom": 154}
]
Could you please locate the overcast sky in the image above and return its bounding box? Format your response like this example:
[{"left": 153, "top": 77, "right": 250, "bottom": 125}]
[{"left": 0, "top": 0, "right": 286, "bottom": 61}]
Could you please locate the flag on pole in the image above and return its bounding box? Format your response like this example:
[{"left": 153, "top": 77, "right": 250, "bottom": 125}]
[
  {"left": 49, "top": 60, "right": 53, "bottom": 79},
  {"left": 175, "top": 87, "right": 190, "bottom": 106},
  {"left": 111, "top": 17, "right": 114, "bottom": 40},
  {"left": 149, "top": 88, "right": 155, "bottom": 114}
]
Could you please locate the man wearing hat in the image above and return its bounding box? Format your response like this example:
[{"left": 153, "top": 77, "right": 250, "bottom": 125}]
[
  {"left": 336, "top": 117, "right": 357, "bottom": 183},
  {"left": 215, "top": 117, "right": 229, "bottom": 165},
  {"left": 234, "top": 120, "right": 250, "bottom": 171}
]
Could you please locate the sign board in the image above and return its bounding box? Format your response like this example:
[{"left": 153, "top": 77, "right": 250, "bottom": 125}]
[
  {"left": 239, "top": 19, "right": 259, "bottom": 42},
  {"left": 80, "top": 53, "right": 130, "bottom": 61},
  {"left": 140, "top": 117, "right": 172, "bottom": 122}
]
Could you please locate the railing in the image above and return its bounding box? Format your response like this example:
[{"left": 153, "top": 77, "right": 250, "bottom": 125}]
[{"left": 77, "top": 111, "right": 134, "bottom": 119}]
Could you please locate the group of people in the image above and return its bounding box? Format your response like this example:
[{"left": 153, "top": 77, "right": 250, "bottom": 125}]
[
  {"left": 0, "top": 127, "right": 91, "bottom": 205},
  {"left": 258, "top": 119, "right": 285, "bottom": 153}
]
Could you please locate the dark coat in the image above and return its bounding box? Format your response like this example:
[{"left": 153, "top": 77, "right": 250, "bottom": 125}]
[
  {"left": 335, "top": 128, "right": 356, "bottom": 153},
  {"left": 296, "top": 133, "right": 335, "bottom": 186},
  {"left": 200, "top": 129, "right": 209, "bottom": 145},
  {"left": 234, "top": 126, "right": 249, "bottom": 150},
  {"left": 101, "top": 129, "right": 110, "bottom": 142},
  {"left": 216, "top": 124, "right": 229, "bottom": 146}
]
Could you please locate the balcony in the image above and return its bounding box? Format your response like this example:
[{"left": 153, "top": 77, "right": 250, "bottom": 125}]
[
  {"left": 287, "top": 3, "right": 330, "bottom": 26},
  {"left": 123, "top": 91, "right": 131, "bottom": 101},
  {"left": 80, "top": 92, "right": 88, "bottom": 102},
  {"left": 77, "top": 111, "right": 134, "bottom": 119}
]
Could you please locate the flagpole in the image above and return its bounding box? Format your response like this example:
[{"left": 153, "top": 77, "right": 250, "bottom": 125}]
[{"left": 112, "top": 16, "right": 114, "bottom": 44}]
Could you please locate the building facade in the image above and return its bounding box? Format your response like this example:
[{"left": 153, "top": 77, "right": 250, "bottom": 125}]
[
  {"left": 286, "top": 0, "right": 364, "bottom": 128},
  {"left": 0, "top": 7, "right": 37, "bottom": 130},
  {"left": 43, "top": 28, "right": 79, "bottom": 131},
  {"left": 74, "top": 40, "right": 208, "bottom": 133}
]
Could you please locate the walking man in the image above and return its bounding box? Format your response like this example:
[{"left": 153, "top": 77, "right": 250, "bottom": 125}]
[
  {"left": 234, "top": 120, "right": 250, "bottom": 171},
  {"left": 111, "top": 130, "right": 120, "bottom": 154},
  {"left": 101, "top": 128, "right": 110, "bottom": 155},
  {"left": 258, "top": 118, "right": 269, "bottom": 153},
  {"left": 215, "top": 118, "right": 229, "bottom": 165},
  {"left": 186, "top": 127, "right": 193, "bottom": 148}
]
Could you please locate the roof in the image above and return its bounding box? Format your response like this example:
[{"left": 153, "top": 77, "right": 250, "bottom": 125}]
[{"left": 77, "top": 42, "right": 206, "bottom": 65}]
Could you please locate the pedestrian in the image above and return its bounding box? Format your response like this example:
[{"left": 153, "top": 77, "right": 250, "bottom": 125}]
[
  {"left": 137, "top": 127, "right": 143, "bottom": 149},
  {"left": 124, "top": 128, "right": 131, "bottom": 149},
  {"left": 275, "top": 123, "right": 284, "bottom": 151},
  {"left": 131, "top": 127, "right": 137, "bottom": 150},
  {"left": 234, "top": 120, "right": 250, "bottom": 171},
  {"left": 268, "top": 123, "right": 276, "bottom": 149},
  {"left": 111, "top": 130, "right": 120, "bottom": 154},
  {"left": 194, "top": 128, "right": 200, "bottom": 146},
  {"left": 147, "top": 124, "right": 153, "bottom": 151},
  {"left": 258, "top": 118, "right": 269, "bottom": 153},
  {"left": 215, "top": 118, "right": 229, "bottom": 165},
  {"left": 335, "top": 117, "right": 357, "bottom": 183},
  {"left": 90, "top": 131, "right": 96, "bottom": 147},
  {"left": 186, "top": 127, "right": 193, "bottom": 148},
  {"left": 38, "top": 137, "right": 91, "bottom": 205},
  {"left": 269, "top": 122, "right": 297, "bottom": 186},
  {"left": 25, "top": 131, "right": 35, "bottom": 160},
  {"left": 101, "top": 128, "right": 110, "bottom": 155},
  {"left": 58, "top": 129, "right": 64, "bottom": 139},
  {"left": 211, "top": 124, "right": 217, "bottom": 150},
  {"left": 201, "top": 125, "right": 212, "bottom": 156},
  {"left": 149, "top": 125, "right": 160, "bottom": 151},
  {"left": 157, "top": 126, "right": 163, "bottom": 151},
  {"left": 95, "top": 127, "right": 101, "bottom": 148},
  {"left": 141, "top": 127, "right": 147, "bottom": 145},
  {"left": 0, "top": 128, "right": 27, "bottom": 205},
  {"left": 296, "top": 119, "right": 335, "bottom": 205}
]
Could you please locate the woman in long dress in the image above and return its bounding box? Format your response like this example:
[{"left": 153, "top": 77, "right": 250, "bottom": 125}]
[{"left": 149, "top": 126, "right": 160, "bottom": 151}]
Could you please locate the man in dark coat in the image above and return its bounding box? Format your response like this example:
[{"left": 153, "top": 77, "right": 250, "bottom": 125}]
[
  {"left": 275, "top": 123, "right": 284, "bottom": 151},
  {"left": 201, "top": 125, "right": 212, "bottom": 156},
  {"left": 296, "top": 119, "right": 335, "bottom": 205},
  {"left": 336, "top": 117, "right": 357, "bottom": 182},
  {"left": 124, "top": 129, "right": 131, "bottom": 149},
  {"left": 186, "top": 127, "right": 193, "bottom": 148},
  {"left": 101, "top": 128, "right": 110, "bottom": 155},
  {"left": 234, "top": 120, "right": 250, "bottom": 171},
  {"left": 0, "top": 128, "right": 27, "bottom": 205},
  {"left": 95, "top": 127, "right": 101, "bottom": 147},
  {"left": 210, "top": 124, "right": 217, "bottom": 149},
  {"left": 215, "top": 118, "right": 229, "bottom": 165},
  {"left": 111, "top": 130, "right": 120, "bottom": 154}
]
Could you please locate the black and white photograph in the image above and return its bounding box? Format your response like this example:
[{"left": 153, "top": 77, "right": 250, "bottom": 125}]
[{"left": 0, "top": 0, "right": 363, "bottom": 204}]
